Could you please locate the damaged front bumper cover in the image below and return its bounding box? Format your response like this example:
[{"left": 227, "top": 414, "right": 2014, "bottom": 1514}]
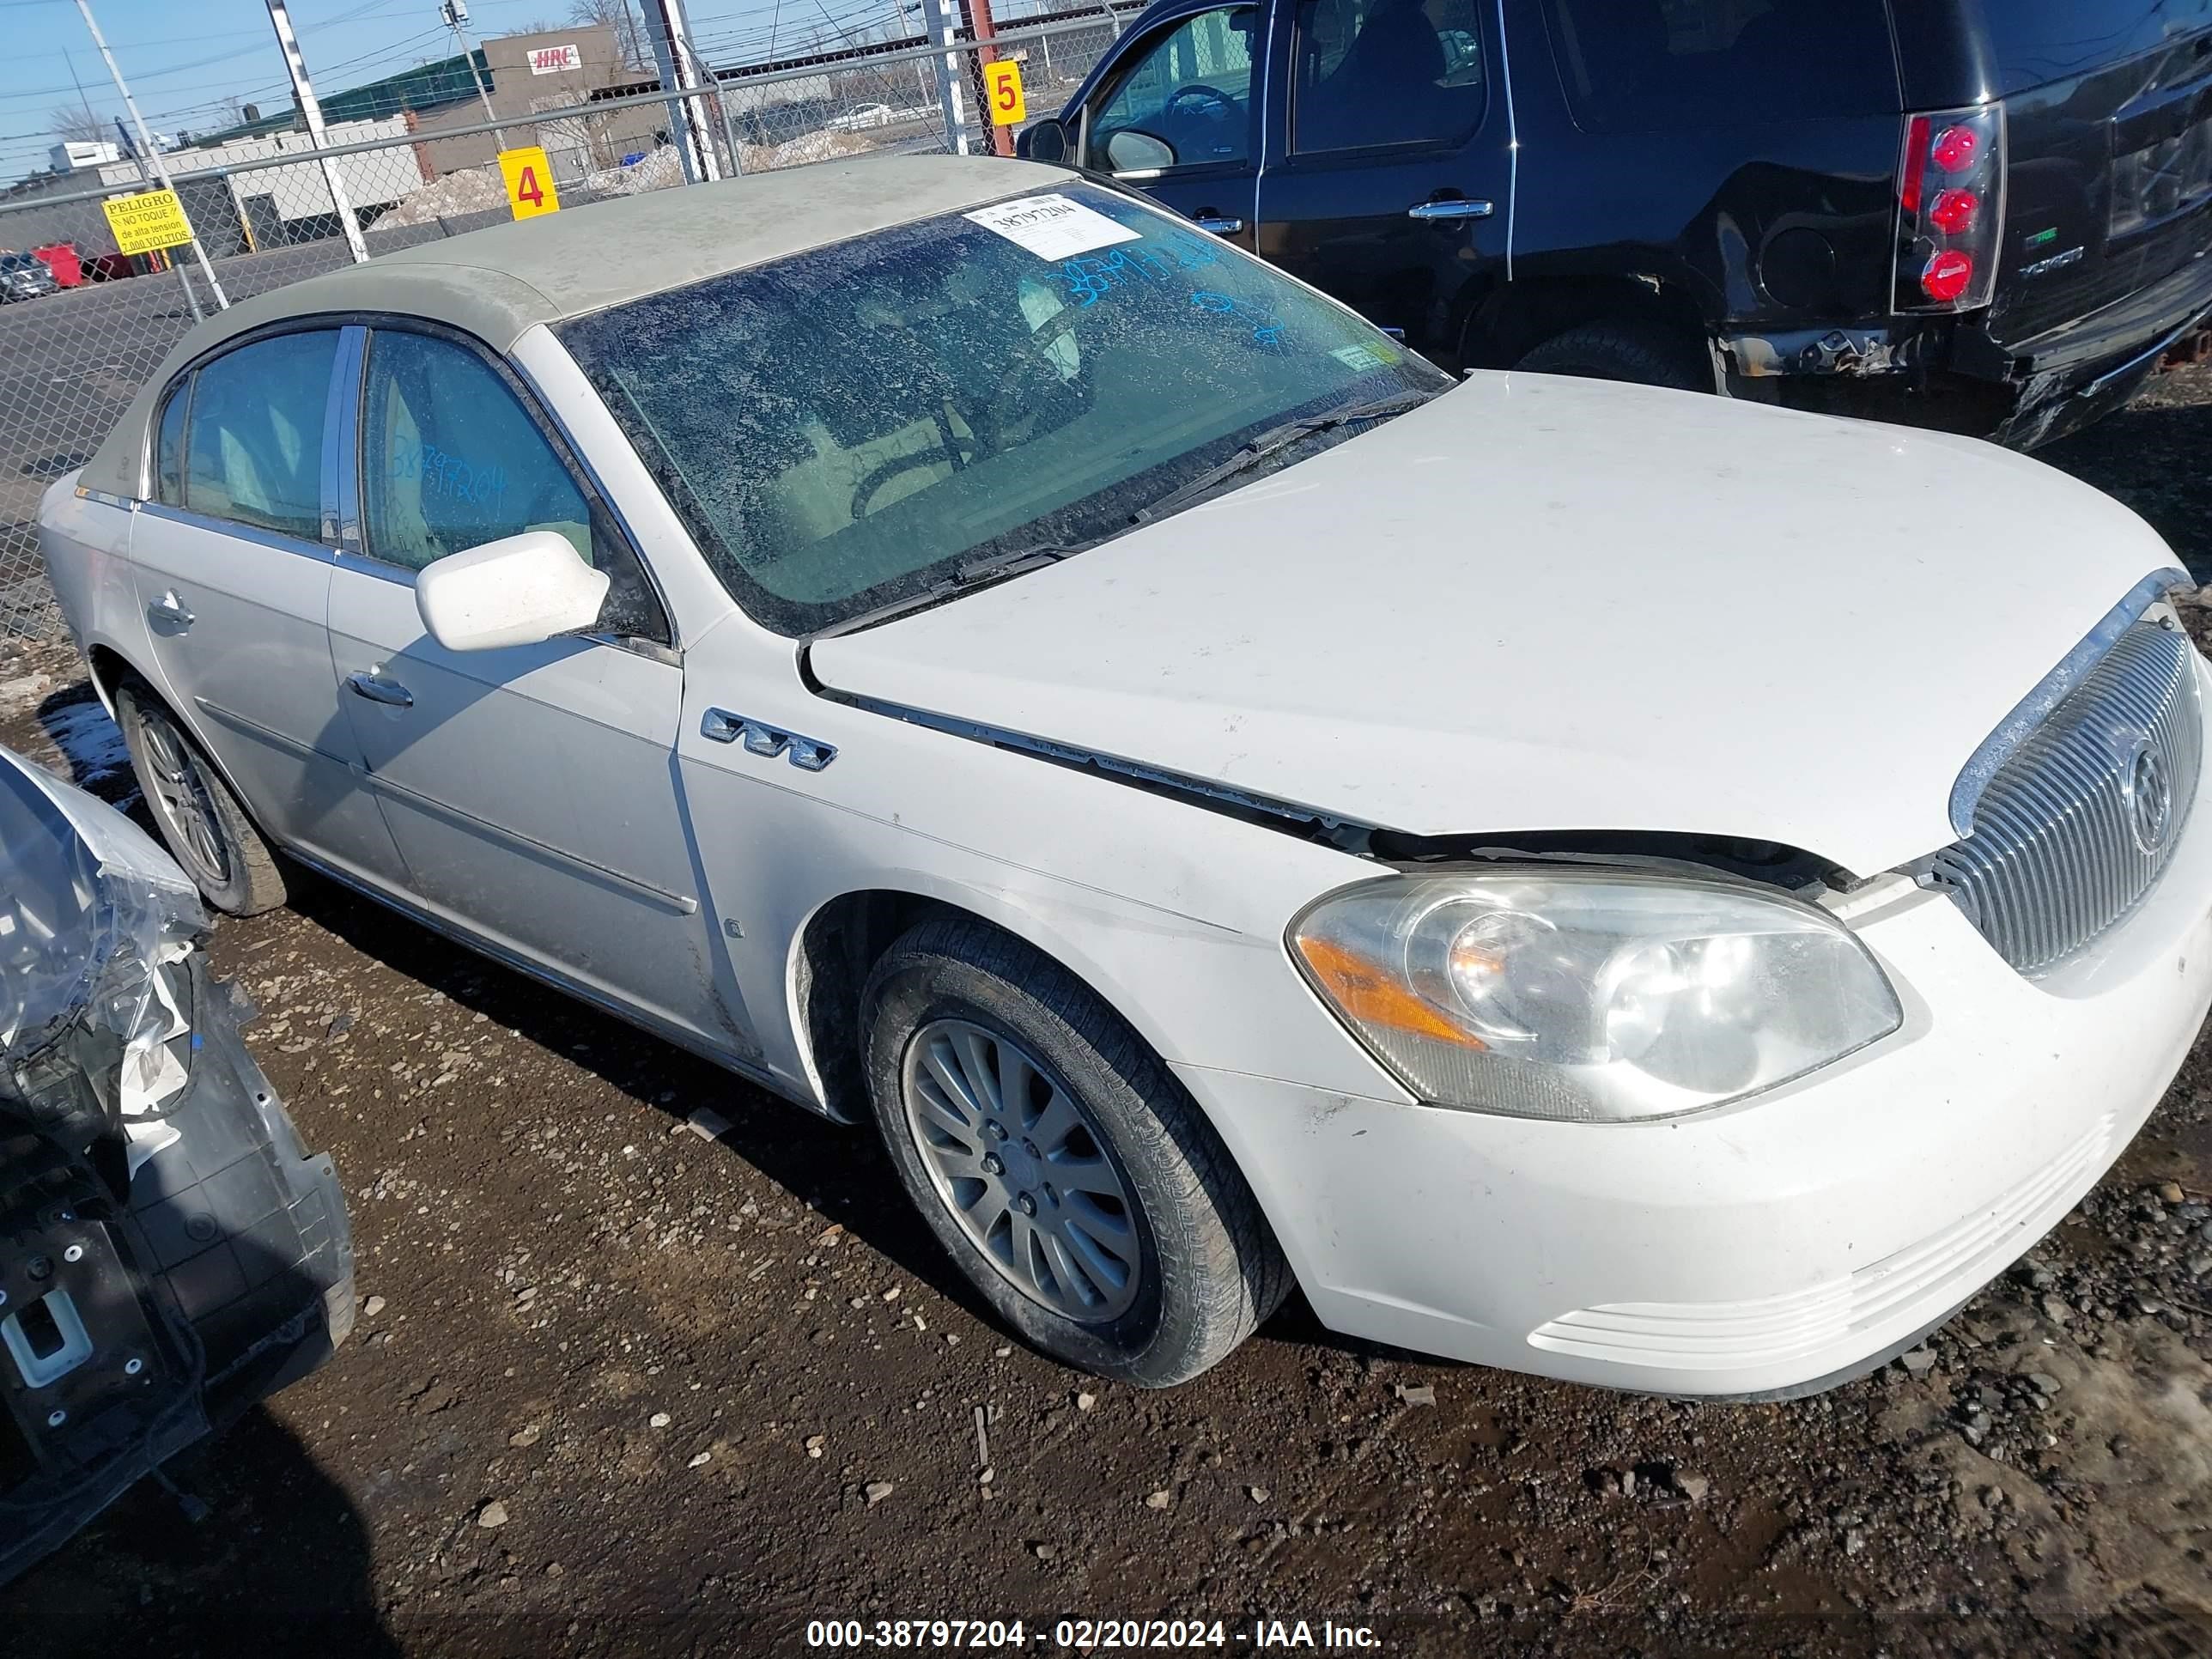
[{"left": 1, "top": 748, "right": 353, "bottom": 1585}]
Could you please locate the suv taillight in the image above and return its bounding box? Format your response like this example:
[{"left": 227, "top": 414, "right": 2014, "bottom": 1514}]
[{"left": 1895, "top": 104, "right": 2005, "bottom": 313}]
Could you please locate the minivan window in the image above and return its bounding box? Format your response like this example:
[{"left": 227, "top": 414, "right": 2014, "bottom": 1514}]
[
  {"left": 1293, "top": 0, "right": 1486, "bottom": 153},
  {"left": 1543, "top": 0, "right": 1896, "bottom": 132},
  {"left": 558, "top": 185, "right": 1447, "bottom": 636},
  {"left": 183, "top": 331, "right": 337, "bottom": 540}
]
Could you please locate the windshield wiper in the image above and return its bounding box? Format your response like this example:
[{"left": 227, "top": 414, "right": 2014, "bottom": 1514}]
[
  {"left": 808, "top": 536, "right": 1111, "bottom": 640},
  {"left": 1132, "top": 389, "right": 1437, "bottom": 527}
]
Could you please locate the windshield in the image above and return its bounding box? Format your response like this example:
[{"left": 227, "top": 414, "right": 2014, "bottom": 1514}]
[{"left": 557, "top": 182, "right": 1448, "bottom": 635}]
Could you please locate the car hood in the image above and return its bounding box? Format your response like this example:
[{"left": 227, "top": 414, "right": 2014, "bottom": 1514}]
[{"left": 808, "top": 374, "right": 2185, "bottom": 875}]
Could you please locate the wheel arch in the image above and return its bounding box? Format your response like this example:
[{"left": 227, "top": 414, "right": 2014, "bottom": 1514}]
[
  {"left": 785, "top": 882, "right": 1212, "bottom": 1133},
  {"left": 1461, "top": 270, "right": 1718, "bottom": 378},
  {"left": 88, "top": 644, "right": 282, "bottom": 854}
]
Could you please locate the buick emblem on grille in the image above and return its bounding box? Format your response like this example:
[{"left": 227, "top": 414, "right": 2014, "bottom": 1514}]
[{"left": 2124, "top": 735, "right": 2174, "bottom": 855}]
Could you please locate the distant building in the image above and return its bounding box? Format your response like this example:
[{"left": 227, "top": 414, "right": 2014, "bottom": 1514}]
[{"left": 48, "top": 140, "right": 123, "bottom": 173}]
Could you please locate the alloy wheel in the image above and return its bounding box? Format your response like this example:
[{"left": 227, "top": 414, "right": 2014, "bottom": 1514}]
[
  {"left": 137, "top": 708, "right": 231, "bottom": 888},
  {"left": 901, "top": 1018, "right": 1143, "bottom": 1322}
]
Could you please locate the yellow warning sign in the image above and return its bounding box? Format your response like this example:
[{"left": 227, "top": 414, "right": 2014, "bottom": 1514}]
[
  {"left": 499, "top": 146, "right": 562, "bottom": 220},
  {"left": 100, "top": 189, "right": 194, "bottom": 256},
  {"left": 984, "top": 59, "right": 1027, "bottom": 126}
]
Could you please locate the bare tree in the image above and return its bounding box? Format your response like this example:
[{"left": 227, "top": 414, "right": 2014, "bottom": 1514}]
[
  {"left": 48, "top": 106, "right": 112, "bottom": 149},
  {"left": 568, "top": 0, "right": 650, "bottom": 70}
]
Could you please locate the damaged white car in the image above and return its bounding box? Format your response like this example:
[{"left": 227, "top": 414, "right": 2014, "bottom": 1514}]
[
  {"left": 37, "top": 155, "right": 2212, "bottom": 1394},
  {"left": 0, "top": 744, "right": 351, "bottom": 1579}
]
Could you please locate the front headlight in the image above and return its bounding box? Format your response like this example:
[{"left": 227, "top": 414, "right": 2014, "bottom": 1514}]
[{"left": 1290, "top": 869, "right": 1901, "bottom": 1122}]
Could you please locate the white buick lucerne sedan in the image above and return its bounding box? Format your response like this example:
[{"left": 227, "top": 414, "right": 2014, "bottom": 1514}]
[{"left": 40, "top": 156, "right": 2212, "bottom": 1394}]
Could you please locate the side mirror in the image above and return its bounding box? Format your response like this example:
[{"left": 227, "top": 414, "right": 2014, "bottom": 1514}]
[
  {"left": 1015, "top": 117, "right": 1068, "bottom": 164},
  {"left": 1103, "top": 129, "right": 1176, "bottom": 173},
  {"left": 415, "top": 530, "right": 610, "bottom": 653}
]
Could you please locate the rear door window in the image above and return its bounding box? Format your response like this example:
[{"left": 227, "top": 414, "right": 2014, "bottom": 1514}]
[
  {"left": 1542, "top": 0, "right": 1897, "bottom": 132},
  {"left": 183, "top": 330, "right": 337, "bottom": 540},
  {"left": 1291, "top": 0, "right": 1487, "bottom": 153}
]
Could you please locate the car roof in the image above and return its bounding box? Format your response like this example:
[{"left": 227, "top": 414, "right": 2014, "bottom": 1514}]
[{"left": 79, "top": 154, "right": 1072, "bottom": 499}]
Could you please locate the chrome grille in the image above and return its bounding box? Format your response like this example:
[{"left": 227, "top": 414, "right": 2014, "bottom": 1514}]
[{"left": 1929, "top": 617, "right": 2203, "bottom": 975}]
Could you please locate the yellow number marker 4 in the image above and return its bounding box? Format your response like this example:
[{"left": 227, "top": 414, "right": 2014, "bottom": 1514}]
[{"left": 499, "top": 147, "right": 562, "bottom": 221}]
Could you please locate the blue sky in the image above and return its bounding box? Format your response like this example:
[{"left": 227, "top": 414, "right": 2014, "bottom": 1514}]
[{"left": 0, "top": 0, "right": 922, "bottom": 179}]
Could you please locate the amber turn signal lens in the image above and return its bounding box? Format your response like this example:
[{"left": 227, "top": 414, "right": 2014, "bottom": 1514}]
[{"left": 1293, "top": 935, "right": 1486, "bottom": 1049}]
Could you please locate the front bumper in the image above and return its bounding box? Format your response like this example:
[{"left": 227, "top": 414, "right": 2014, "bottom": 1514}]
[
  {"left": 1179, "top": 688, "right": 2212, "bottom": 1397},
  {"left": 1, "top": 963, "right": 353, "bottom": 1584}
]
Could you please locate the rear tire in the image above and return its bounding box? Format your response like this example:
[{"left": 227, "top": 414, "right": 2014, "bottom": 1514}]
[
  {"left": 115, "top": 676, "right": 288, "bottom": 916},
  {"left": 862, "top": 915, "right": 1289, "bottom": 1388},
  {"left": 1514, "top": 320, "right": 1713, "bottom": 392}
]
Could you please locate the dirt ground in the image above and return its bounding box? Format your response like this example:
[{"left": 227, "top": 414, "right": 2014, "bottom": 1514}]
[{"left": 7, "top": 374, "right": 2212, "bottom": 1659}]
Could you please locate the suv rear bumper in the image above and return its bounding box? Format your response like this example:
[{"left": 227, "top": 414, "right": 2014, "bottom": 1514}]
[
  {"left": 1729, "top": 249, "right": 2212, "bottom": 445},
  {"left": 1971, "top": 248, "right": 2212, "bottom": 446}
]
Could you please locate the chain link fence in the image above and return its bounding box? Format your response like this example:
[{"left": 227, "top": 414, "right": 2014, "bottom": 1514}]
[{"left": 0, "top": 13, "right": 1126, "bottom": 641}]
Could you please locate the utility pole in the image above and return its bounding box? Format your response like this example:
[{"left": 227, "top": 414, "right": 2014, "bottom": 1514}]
[
  {"left": 641, "top": 0, "right": 722, "bottom": 183},
  {"left": 71, "top": 0, "right": 227, "bottom": 316},
  {"left": 264, "top": 0, "right": 371, "bottom": 264},
  {"left": 439, "top": 0, "right": 507, "bottom": 150}
]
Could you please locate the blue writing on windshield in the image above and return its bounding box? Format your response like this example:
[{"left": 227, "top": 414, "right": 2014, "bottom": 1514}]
[
  {"left": 1056, "top": 225, "right": 1225, "bottom": 307},
  {"left": 1188, "top": 289, "right": 1290, "bottom": 353}
]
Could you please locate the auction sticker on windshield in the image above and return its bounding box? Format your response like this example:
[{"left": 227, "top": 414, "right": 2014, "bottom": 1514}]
[{"left": 964, "top": 193, "right": 1139, "bottom": 260}]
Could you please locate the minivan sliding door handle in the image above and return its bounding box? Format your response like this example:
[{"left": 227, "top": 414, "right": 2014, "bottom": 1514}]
[
  {"left": 1190, "top": 214, "right": 1245, "bottom": 234},
  {"left": 1407, "top": 198, "right": 1494, "bottom": 221}
]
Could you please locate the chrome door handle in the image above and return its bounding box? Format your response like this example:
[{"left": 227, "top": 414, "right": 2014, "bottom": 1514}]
[
  {"left": 1407, "top": 198, "right": 1494, "bottom": 221},
  {"left": 1191, "top": 214, "right": 1244, "bottom": 234},
  {"left": 344, "top": 670, "right": 413, "bottom": 708},
  {"left": 148, "top": 590, "right": 194, "bottom": 628}
]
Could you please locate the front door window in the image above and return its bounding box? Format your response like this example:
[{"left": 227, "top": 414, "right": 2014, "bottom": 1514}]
[
  {"left": 357, "top": 329, "right": 668, "bottom": 643},
  {"left": 1090, "top": 8, "right": 1261, "bottom": 173}
]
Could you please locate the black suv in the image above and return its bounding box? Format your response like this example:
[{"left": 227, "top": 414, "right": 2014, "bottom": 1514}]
[{"left": 1020, "top": 0, "right": 2212, "bottom": 445}]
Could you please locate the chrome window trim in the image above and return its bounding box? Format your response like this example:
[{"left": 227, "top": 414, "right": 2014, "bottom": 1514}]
[
  {"left": 325, "top": 325, "right": 368, "bottom": 552},
  {"left": 1949, "top": 566, "right": 2195, "bottom": 836},
  {"left": 137, "top": 500, "right": 338, "bottom": 564}
]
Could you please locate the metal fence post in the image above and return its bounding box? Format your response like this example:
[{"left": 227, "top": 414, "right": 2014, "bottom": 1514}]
[
  {"left": 921, "top": 0, "right": 973, "bottom": 155},
  {"left": 264, "top": 1, "right": 372, "bottom": 264}
]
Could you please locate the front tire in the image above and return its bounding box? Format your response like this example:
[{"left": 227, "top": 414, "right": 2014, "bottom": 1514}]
[
  {"left": 115, "top": 677, "right": 288, "bottom": 916},
  {"left": 862, "top": 915, "right": 1288, "bottom": 1387}
]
